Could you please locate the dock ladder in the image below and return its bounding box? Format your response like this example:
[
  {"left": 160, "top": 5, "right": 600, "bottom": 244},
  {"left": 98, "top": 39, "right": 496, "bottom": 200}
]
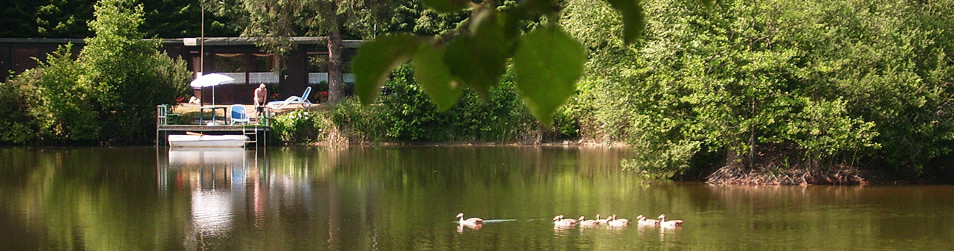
[{"left": 243, "top": 126, "right": 259, "bottom": 146}]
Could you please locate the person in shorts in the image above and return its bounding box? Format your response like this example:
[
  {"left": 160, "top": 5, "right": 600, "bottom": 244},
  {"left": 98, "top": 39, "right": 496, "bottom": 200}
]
[{"left": 253, "top": 84, "right": 267, "bottom": 117}]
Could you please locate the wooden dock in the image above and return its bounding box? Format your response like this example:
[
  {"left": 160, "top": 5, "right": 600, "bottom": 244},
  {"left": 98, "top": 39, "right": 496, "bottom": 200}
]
[
  {"left": 157, "top": 125, "right": 270, "bottom": 146},
  {"left": 156, "top": 105, "right": 271, "bottom": 146}
]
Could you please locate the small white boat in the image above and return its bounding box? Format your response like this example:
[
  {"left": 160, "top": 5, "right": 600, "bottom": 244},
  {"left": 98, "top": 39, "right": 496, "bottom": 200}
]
[{"left": 168, "top": 134, "right": 247, "bottom": 147}]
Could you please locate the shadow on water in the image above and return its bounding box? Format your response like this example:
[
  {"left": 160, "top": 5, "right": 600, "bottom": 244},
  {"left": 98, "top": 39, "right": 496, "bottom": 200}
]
[{"left": 1, "top": 146, "right": 954, "bottom": 249}]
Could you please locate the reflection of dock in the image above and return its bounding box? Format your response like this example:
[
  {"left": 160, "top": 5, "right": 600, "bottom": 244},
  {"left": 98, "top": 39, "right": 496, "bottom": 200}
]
[
  {"left": 168, "top": 147, "right": 247, "bottom": 166},
  {"left": 157, "top": 147, "right": 268, "bottom": 236}
]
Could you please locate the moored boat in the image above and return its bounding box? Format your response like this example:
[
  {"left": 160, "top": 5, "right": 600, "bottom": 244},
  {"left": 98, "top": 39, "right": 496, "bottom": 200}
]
[{"left": 168, "top": 134, "right": 247, "bottom": 147}]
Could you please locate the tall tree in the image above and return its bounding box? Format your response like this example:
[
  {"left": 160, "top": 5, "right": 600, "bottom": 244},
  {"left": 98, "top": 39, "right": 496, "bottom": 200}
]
[
  {"left": 230, "top": 0, "right": 388, "bottom": 105},
  {"left": 0, "top": 0, "right": 95, "bottom": 38},
  {"left": 140, "top": 0, "right": 240, "bottom": 38},
  {"left": 35, "top": 0, "right": 96, "bottom": 37},
  {"left": 79, "top": 0, "right": 191, "bottom": 144},
  {"left": 0, "top": 1, "right": 40, "bottom": 37}
]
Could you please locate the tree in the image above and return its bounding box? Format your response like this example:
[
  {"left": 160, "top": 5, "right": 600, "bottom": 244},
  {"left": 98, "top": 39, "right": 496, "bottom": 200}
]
[
  {"left": 80, "top": 0, "right": 192, "bottom": 144},
  {"left": 0, "top": 0, "right": 95, "bottom": 38},
  {"left": 0, "top": 1, "right": 42, "bottom": 37},
  {"left": 351, "top": 0, "right": 645, "bottom": 125},
  {"left": 561, "top": 0, "right": 954, "bottom": 182},
  {"left": 35, "top": 0, "right": 96, "bottom": 37},
  {"left": 140, "top": 0, "right": 240, "bottom": 37},
  {"left": 2, "top": 0, "right": 191, "bottom": 145},
  {"left": 229, "top": 0, "right": 391, "bottom": 105}
]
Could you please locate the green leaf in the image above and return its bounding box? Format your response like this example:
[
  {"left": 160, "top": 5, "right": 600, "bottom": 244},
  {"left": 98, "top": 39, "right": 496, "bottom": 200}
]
[
  {"left": 353, "top": 33, "right": 422, "bottom": 105},
  {"left": 444, "top": 10, "right": 509, "bottom": 98},
  {"left": 605, "top": 0, "right": 645, "bottom": 44},
  {"left": 422, "top": 0, "right": 469, "bottom": 13},
  {"left": 513, "top": 26, "right": 586, "bottom": 125},
  {"left": 413, "top": 43, "right": 462, "bottom": 111}
]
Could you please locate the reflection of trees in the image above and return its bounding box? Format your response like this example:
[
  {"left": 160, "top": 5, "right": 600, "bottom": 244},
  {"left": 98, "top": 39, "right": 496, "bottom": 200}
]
[
  {"left": 0, "top": 148, "right": 190, "bottom": 250},
  {"left": 4, "top": 147, "right": 954, "bottom": 249},
  {"left": 0, "top": 146, "right": 647, "bottom": 249}
]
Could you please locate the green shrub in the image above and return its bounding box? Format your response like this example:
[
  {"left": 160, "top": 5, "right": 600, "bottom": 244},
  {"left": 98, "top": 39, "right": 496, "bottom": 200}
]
[
  {"left": 0, "top": 74, "right": 37, "bottom": 144},
  {"left": 271, "top": 110, "right": 328, "bottom": 143},
  {"left": 10, "top": 45, "right": 101, "bottom": 143},
  {"left": 372, "top": 65, "right": 542, "bottom": 143}
]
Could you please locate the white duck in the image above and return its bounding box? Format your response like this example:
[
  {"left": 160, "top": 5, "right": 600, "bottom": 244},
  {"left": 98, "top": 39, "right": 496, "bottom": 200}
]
[
  {"left": 553, "top": 215, "right": 578, "bottom": 227},
  {"left": 607, "top": 214, "right": 630, "bottom": 227},
  {"left": 578, "top": 216, "right": 600, "bottom": 227},
  {"left": 457, "top": 213, "right": 483, "bottom": 225},
  {"left": 658, "top": 214, "right": 684, "bottom": 228},
  {"left": 595, "top": 214, "right": 609, "bottom": 225},
  {"left": 636, "top": 215, "right": 660, "bottom": 226}
]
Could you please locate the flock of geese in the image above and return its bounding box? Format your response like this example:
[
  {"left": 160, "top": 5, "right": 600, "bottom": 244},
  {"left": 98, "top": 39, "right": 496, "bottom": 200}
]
[
  {"left": 456, "top": 213, "right": 684, "bottom": 230},
  {"left": 552, "top": 214, "right": 683, "bottom": 229}
]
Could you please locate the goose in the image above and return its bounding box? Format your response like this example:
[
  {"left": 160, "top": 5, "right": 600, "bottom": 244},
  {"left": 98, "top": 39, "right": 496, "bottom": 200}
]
[
  {"left": 658, "top": 214, "right": 684, "bottom": 228},
  {"left": 636, "top": 215, "right": 660, "bottom": 226},
  {"left": 457, "top": 213, "right": 483, "bottom": 225},
  {"left": 578, "top": 216, "right": 600, "bottom": 227},
  {"left": 595, "top": 214, "right": 609, "bottom": 225},
  {"left": 553, "top": 215, "right": 578, "bottom": 227},
  {"left": 607, "top": 214, "right": 630, "bottom": 227}
]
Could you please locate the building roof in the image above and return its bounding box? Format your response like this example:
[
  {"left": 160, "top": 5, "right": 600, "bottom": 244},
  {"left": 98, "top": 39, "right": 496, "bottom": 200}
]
[
  {"left": 182, "top": 37, "right": 363, "bottom": 48},
  {"left": 0, "top": 37, "right": 364, "bottom": 48},
  {"left": 0, "top": 38, "right": 86, "bottom": 44}
]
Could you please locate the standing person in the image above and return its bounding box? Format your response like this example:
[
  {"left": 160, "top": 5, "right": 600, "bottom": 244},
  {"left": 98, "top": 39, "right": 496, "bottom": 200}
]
[{"left": 253, "top": 84, "right": 268, "bottom": 117}]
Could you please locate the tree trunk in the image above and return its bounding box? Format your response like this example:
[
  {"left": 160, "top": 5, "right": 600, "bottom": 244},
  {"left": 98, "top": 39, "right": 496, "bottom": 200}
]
[{"left": 327, "top": 26, "right": 344, "bottom": 105}]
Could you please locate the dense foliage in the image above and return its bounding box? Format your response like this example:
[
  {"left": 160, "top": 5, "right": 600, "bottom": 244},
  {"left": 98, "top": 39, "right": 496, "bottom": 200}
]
[
  {"left": 0, "top": 0, "right": 237, "bottom": 38},
  {"left": 271, "top": 65, "right": 569, "bottom": 144},
  {"left": 564, "top": 0, "right": 954, "bottom": 181},
  {"left": 0, "top": 0, "right": 191, "bottom": 144},
  {"left": 353, "top": 0, "right": 602, "bottom": 125}
]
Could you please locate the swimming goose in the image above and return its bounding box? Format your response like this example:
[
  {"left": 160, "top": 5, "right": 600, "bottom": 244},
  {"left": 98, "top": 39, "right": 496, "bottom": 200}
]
[
  {"left": 553, "top": 215, "right": 578, "bottom": 227},
  {"left": 607, "top": 214, "right": 630, "bottom": 227},
  {"left": 578, "top": 216, "right": 600, "bottom": 227},
  {"left": 636, "top": 215, "right": 659, "bottom": 226},
  {"left": 595, "top": 214, "right": 609, "bottom": 225},
  {"left": 658, "top": 214, "right": 683, "bottom": 228},
  {"left": 457, "top": 213, "right": 483, "bottom": 225}
]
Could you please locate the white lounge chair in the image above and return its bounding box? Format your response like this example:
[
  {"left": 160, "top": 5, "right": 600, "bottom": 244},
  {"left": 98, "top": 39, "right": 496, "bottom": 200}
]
[
  {"left": 267, "top": 87, "right": 312, "bottom": 109},
  {"left": 230, "top": 104, "right": 250, "bottom": 125}
]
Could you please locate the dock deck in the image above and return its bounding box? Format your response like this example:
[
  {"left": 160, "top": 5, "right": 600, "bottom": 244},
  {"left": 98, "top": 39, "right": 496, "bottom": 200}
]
[
  {"left": 156, "top": 105, "right": 271, "bottom": 146},
  {"left": 157, "top": 125, "right": 270, "bottom": 146},
  {"left": 158, "top": 125, "right": 270, "bottom": 132}
]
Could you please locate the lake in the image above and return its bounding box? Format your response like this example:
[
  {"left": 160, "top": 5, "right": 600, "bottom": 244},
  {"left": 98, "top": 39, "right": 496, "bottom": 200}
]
[{"left": 0, "top": 146, "right": 952, "bottom": 249}]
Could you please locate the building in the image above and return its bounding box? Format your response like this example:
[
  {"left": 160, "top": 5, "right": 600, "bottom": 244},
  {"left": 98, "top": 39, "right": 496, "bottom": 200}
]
[{"left": 0, "top": 37, "right": 361, "bottom": 105}]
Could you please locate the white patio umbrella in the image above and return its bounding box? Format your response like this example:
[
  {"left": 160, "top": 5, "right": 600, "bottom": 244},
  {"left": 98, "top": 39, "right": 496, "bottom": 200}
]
[{"left": 190, "top": 73, "right": 235, "bottom": 106}]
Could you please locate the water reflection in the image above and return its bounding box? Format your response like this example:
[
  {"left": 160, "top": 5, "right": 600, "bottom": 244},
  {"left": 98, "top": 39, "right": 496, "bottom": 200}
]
[
  {"left": 162, "top": 148, "right": 250, "bottom": 237},
  {"left": 3, "top": 147, "right": 954, "bottom": 249}
]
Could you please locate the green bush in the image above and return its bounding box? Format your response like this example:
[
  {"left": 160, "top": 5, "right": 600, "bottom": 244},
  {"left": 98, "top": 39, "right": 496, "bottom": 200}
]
[
  {"left": 0, "top": 74, "right": 37, "bottom": 144},
  {"left": 375, "top": 65, "right": 542, "bottom": 143},
  {"left": 268, "top": 65, "right": 575, "bottom": 145},
  {"left": 271, "top": 110, "right": 328, "bottom": 143},
  {"left": 6, "top": 44, "right": 101, "bottom": 143},
  {"left": 80, "top": 0, "right": 191, "bottom": 144}
]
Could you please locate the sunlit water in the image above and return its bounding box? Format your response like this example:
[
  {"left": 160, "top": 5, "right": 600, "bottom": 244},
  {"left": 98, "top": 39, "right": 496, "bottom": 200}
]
[{"left": 1, "top": 146, "right": 952, "bottom": 249}]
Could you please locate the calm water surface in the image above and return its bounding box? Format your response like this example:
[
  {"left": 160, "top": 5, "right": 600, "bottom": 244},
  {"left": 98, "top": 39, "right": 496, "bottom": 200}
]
[{"left": 1, "top": 146, "right": 953, "bottom": 250}]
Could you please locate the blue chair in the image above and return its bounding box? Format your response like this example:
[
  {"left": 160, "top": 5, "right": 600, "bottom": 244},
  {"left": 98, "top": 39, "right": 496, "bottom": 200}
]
[
  {"left": 267, "top": 87, "right": 312, "bottom": 109},
  {"left": 230, "top": 104, "right": 250, "bottom": 125}
]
